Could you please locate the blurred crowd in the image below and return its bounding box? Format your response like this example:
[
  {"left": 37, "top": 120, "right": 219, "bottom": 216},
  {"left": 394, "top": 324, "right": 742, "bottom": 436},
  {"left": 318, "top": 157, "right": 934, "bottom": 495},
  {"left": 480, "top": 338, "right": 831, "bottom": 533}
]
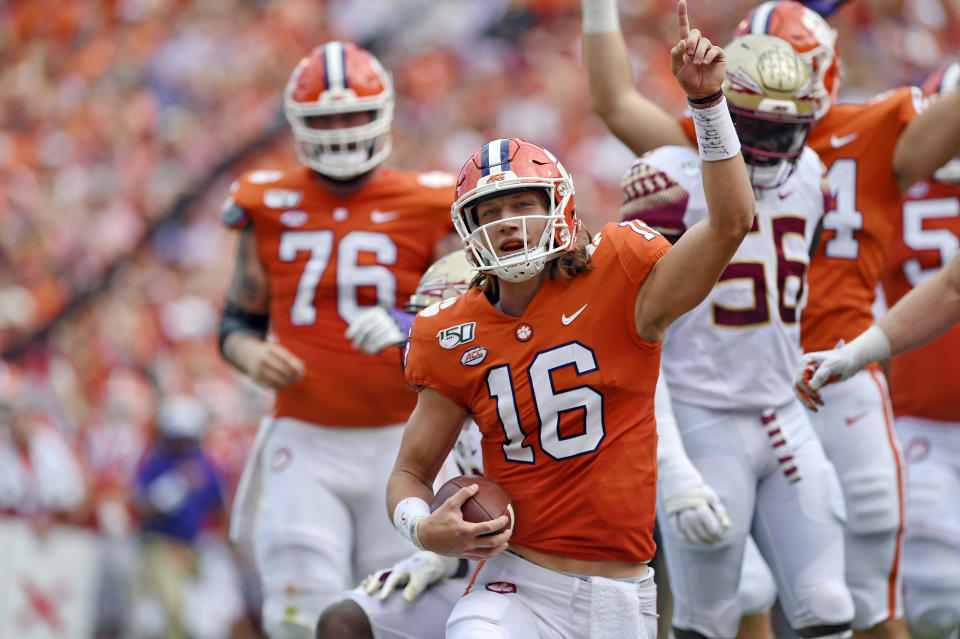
[{"left": 0, "top": 0, "right": 957, "bottom": 636}]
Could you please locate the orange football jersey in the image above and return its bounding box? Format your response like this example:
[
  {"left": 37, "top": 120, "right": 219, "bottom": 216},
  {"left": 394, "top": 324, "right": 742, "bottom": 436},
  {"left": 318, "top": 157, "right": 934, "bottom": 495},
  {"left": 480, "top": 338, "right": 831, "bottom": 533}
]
[
  {"left": 680, "top": 88, "right": 923, "bottom": 351},
  {"left": 881, "top": 179, "right": 960, "bottom": 422},
  {"left": 404, "top": 222, "right": 671, "bottom": 563},
  {"left": 222, "top": 164, "right": 455, "bottom": 426}
]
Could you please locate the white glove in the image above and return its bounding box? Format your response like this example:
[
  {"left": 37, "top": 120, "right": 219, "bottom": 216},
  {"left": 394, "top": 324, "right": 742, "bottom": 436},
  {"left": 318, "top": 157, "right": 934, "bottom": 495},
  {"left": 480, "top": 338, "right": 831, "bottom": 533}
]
[
  {"left": 664, "top": 483, "right": 732, "bottom": 545},
  {"left": 794, "top": 326, "right": 891, "bottom": 411},
  {"left": 345, "top": 307, "right": 405, "bottom": 355},
  {"left": 361, "top": 551, "right": 449, "bottom": 603},
  {"left": 654, "top": 370, "right": 731, "bottom": 545}
]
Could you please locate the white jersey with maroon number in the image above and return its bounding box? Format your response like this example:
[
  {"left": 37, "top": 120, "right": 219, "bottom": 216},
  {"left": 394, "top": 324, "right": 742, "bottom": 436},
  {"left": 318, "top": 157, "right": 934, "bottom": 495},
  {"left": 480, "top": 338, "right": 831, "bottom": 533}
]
[{"left": 642, "top": 146, "right": 826, "bottom": 410}]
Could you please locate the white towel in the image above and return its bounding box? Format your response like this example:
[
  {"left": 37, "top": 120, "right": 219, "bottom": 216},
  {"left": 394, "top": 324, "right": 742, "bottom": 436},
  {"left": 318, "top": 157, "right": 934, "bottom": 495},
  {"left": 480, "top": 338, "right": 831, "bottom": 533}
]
[
  {"left": 228, "top": 417, "right": 276, "bottom": 549},
  {"left": 588, "top": 574, "right": 644, "bottom": 638}
]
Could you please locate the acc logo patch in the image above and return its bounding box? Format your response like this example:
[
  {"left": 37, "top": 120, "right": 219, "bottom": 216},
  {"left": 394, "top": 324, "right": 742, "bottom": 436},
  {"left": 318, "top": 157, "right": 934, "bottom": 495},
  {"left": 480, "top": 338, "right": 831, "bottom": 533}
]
[
  {"left": 905, "top": 437, "right": 930, "bottom": 463},
  {"left": 485, "top": 582, "right": 517, "bottom": 594},
  {"left": 264, "top": 189, "right": 303, "bottom": 209},
  {"left": 279, "top": 210, "right": 308, "bottom": 227},
  {"left": 438, "top": 322, "right": 476, "bottom": 349},
  {"left": 460, "top": 346, "right": 487, "bottom": 366}
]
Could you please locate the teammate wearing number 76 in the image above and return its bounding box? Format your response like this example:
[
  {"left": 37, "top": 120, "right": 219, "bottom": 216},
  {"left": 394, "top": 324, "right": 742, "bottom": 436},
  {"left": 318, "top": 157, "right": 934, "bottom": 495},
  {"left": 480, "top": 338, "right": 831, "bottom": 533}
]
[
  {"left": 388, "top": 4, "right": 754, "bottom": 636},
  {"left": 216, "top": 42, "right": 458, "bottom": 639}
]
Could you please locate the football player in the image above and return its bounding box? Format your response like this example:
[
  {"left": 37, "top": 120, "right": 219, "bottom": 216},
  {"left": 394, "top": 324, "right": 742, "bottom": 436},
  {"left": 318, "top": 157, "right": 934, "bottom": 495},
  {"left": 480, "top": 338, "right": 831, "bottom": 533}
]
[
  {"left": 797, "top": 61, "right": 960, "bottom": 639},
  {"left": 219, "top": 42, "right": 457, "bottom": 639},
  {"left": 581, "top": 2, "right": 960, "bottom": 636},
  {"left": 322, "top": 257, "right": 734, "bottom": 638},
  {"left": 387, "top": 4, "right": 754, "bottom": 636},
  {"left": 618, "top": 33, "right": 854, "bottom": 639}
]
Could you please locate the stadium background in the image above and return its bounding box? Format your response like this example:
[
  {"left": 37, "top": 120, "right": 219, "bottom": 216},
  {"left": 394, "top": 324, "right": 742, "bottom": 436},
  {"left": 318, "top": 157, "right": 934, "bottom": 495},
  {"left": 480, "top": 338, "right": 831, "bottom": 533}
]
[{"left": 0, "top": 0, "right": 957, "bottom": 636}]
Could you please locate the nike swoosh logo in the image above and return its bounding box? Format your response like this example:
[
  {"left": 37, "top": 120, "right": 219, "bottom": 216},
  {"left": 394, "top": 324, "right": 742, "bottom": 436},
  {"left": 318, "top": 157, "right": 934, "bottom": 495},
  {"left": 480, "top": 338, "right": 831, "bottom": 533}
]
[
  {"left": 778, "top": 191, "right": 793, "bottom": 200},
  {"left": 845, "top": 410, "right": 869, "bottom": 425},
  {"left": 830, "top": 133, "right": 859, "bottom": 148},
  {"left": 371, "top": 210, "right": 399, "bottom": 223},
  {"left": 561, "top": 304, "right": 588, "bottom": 325}
]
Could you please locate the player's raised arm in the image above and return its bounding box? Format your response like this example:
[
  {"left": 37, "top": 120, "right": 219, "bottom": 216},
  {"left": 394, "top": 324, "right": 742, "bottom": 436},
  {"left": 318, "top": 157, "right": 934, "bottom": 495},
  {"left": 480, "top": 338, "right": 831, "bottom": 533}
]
[
  {"left": 796, "top": 251, "right": 960, "bottom": 408},
  {"left": 893, "top": 70, "right": 960, "bottom": 193},
  {"left": 581, "top": 0, "right": 690, "bottom": 155},
  {"left": 634, "top": 1, "right": 754, "bottom": 341}
]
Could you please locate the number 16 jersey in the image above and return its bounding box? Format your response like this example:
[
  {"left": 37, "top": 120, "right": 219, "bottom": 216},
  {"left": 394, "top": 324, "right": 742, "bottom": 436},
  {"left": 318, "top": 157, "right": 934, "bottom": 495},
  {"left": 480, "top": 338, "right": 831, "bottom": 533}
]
[{"left": 404, "top": 222, "right": 671, "bottom": 563}]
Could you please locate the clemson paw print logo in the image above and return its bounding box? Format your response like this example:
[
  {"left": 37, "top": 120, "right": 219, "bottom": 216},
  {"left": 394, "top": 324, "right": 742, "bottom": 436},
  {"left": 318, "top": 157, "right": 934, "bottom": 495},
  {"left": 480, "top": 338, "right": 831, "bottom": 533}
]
[{"left": 514, "top": 323, "right": 533, "bottom": 342}]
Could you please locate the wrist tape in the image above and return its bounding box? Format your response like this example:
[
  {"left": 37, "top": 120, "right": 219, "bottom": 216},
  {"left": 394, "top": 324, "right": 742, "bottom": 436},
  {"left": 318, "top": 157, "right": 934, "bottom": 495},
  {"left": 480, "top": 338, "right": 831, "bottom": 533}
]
[
  {"left": 582, "top": 0, "right": 620, "bottom": 33},
  {"left": 393, "top": 497, "right": 431, "bottom": 550},
  {"left": 691, "top": 97, "right": 741, "bottom": 162}
]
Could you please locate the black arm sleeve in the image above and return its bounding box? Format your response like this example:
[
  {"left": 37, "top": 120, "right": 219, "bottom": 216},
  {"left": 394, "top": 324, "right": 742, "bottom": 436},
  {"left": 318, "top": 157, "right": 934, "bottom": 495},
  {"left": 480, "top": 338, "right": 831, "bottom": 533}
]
[{"left": 218, "top": 303, "right": 270, "bottom": 358}]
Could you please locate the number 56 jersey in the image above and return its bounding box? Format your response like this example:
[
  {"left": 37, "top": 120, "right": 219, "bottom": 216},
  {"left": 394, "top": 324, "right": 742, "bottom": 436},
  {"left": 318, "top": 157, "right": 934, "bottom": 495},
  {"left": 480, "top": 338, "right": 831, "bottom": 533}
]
[
  {"left": 221, "top": 164, "right": 455, "bottom": 427},
  {"left": 404, "top": 222, "right": 671, "bottom": 564},
  {"left": 632, "top": 146, "right": 826, "bottom": 410}
]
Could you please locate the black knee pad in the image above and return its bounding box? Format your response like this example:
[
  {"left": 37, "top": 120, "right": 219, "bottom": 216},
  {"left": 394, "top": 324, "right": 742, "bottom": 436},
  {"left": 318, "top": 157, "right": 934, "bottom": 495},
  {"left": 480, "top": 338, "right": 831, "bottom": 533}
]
[{"left": 316, "top": 600, "right": 373, "bottom": 639}]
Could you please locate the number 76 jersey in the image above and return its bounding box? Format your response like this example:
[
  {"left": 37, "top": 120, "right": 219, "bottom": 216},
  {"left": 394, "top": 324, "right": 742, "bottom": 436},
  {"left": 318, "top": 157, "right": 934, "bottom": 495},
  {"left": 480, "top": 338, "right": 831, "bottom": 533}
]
[
  {"left": 404, "top": 222, "right": 671, "bottom": 564},
  {"left": 221, "top": 164, "right": 455, "bottom": 427},
  {"left": 633, "top": 146, "right": 827, "bottom": 410}
]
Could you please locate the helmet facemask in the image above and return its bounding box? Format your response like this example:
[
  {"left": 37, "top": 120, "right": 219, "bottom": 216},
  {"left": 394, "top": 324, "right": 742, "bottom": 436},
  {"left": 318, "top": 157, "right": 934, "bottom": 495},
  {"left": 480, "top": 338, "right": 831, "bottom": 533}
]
[
  {"left": 730, "top": 104, "right": 812, "bottom": 188},
  {"left": 452, "top": 139, "right": 579, "bottom": 284},
  {"left": 284, "top": 42, "right": 395, "bottom": 180},
  {"left": 722, "top": 34, "right": 817, "bottom": 189}
]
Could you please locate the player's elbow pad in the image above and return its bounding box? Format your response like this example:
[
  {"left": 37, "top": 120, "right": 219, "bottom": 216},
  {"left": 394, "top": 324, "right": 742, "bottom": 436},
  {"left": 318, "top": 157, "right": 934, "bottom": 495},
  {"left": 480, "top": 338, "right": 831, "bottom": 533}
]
[{"left": 218, "top": 303, "right": 269, "bottom": 357}]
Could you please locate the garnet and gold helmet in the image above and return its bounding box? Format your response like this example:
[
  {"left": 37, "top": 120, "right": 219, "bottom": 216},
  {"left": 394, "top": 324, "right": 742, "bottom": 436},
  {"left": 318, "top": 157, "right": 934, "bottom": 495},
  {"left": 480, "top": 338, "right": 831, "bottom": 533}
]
[{"left": 723, "top": 34, "right": 817, "bottom": 189}]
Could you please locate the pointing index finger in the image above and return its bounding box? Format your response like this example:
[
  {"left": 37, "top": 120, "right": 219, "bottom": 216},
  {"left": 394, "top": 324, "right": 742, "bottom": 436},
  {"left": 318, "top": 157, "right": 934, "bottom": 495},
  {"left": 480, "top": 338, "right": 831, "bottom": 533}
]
[{"left": 677, "top": 0, "right": 690, "bottom": 40}]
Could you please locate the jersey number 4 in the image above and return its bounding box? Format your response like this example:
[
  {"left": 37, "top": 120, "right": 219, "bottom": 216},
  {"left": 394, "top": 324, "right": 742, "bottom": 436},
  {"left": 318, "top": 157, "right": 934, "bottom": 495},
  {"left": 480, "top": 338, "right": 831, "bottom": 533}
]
[
  {"left": 486, "top": 342, "right": 605, "bottom": 463},
  {"left": 278, "top": 230, "right": 397, "bottom": 325}
]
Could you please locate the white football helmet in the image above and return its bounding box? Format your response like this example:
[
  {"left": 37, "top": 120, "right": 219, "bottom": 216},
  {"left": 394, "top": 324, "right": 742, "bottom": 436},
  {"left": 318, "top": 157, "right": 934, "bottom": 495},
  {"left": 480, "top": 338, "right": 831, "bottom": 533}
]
[
  {"left": 452, "top": 138, "right": 580, "bottom": 283},
  {"left": 284, "top": 41, "right": 394, "bottom": 179}
]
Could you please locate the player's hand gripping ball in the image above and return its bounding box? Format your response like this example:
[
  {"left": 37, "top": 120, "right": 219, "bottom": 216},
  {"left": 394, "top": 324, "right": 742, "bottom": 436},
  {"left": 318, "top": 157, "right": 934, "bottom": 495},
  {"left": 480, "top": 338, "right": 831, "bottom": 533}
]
[{"left": 431, "top": 476, "right": 514, "bottom": 534}]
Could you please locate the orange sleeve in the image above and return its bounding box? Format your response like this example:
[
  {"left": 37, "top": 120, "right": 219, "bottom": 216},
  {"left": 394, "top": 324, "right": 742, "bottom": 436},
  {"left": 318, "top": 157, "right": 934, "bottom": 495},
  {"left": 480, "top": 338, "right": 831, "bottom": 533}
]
[
  {"left": 678, "top": 115, "right": 696, "bottom": 147},
  {"left": 403, "top": 310, "right": 467, "bottom": 408},
  {"left": 603, "top": 221, "right": 672, "bottom": 286}
]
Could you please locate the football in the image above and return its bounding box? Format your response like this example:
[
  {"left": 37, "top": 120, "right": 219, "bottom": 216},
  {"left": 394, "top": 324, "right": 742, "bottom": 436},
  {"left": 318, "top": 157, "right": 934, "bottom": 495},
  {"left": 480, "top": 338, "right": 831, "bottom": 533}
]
[{"left": 430, "top": 476, "right": 514, "bottom": 533}]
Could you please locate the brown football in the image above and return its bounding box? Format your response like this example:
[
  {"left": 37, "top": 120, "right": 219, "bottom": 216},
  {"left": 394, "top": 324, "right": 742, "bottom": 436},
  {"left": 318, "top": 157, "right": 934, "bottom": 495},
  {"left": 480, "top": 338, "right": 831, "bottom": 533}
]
[{"left": 430, "top": 476, "right": 514, "bottom": 533}]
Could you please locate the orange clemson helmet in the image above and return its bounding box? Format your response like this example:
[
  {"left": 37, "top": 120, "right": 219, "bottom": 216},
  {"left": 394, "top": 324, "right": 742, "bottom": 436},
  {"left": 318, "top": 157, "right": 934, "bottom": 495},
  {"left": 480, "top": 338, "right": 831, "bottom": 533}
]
[
  {"left": 922, "top": 61, "right": 960, "bottom": 184},
  {"left": 452, "top": 138, "right": 579, "bottom": 283},
  {"left": 284, "top": 41, "right": 394, "bottom": 179},
  {"left": 735, "top": 1, "right": 841, "bottom": 120}
]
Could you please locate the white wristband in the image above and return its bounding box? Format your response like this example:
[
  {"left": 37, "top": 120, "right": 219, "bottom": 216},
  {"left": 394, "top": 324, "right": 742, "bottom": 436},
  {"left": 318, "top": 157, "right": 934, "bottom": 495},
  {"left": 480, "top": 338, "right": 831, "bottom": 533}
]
[
  {"left": 393, "top": 497, "right": 431, "bottom": 549},
  {"left": 848, "top": 325, "right": 892, "bottom": 369},
  {"left": 582, "top": 0, "right": 620, "bottom": 33},
  {"left": 691, "top": 97, "right": 741, "bottom": 162}
]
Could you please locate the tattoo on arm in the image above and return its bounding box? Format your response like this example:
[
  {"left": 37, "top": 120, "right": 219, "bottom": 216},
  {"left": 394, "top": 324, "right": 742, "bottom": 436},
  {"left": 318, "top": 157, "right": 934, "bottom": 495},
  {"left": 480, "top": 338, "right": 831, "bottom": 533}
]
[{"left": 227, "top": 227, "right": 270, "bottom": 312}]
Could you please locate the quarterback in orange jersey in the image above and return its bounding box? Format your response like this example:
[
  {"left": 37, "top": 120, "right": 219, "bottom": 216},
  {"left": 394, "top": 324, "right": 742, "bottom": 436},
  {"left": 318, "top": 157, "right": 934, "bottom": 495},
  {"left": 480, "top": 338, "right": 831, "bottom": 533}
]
[
  {"left": 581, "top": 0, "right": 960, "bottom": 636},
  {"left": 388, "top": 6, "right": 755, "bottom": 636},
  {"left": 218, "top": 41, "right": 456, "bottom": 638},
  {"left": 797, "top": 61, "right": 960, "bottom": 639}
]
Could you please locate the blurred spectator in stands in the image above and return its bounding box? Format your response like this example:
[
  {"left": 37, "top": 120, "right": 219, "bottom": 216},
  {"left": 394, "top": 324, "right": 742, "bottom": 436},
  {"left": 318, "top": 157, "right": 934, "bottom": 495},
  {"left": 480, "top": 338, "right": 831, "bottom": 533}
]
[
  {"left": 131, "top": 393, "right": 246, "bottom": 639},
  {"left": 0, "top": 361, "right": 88, "bottom": 529}
]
